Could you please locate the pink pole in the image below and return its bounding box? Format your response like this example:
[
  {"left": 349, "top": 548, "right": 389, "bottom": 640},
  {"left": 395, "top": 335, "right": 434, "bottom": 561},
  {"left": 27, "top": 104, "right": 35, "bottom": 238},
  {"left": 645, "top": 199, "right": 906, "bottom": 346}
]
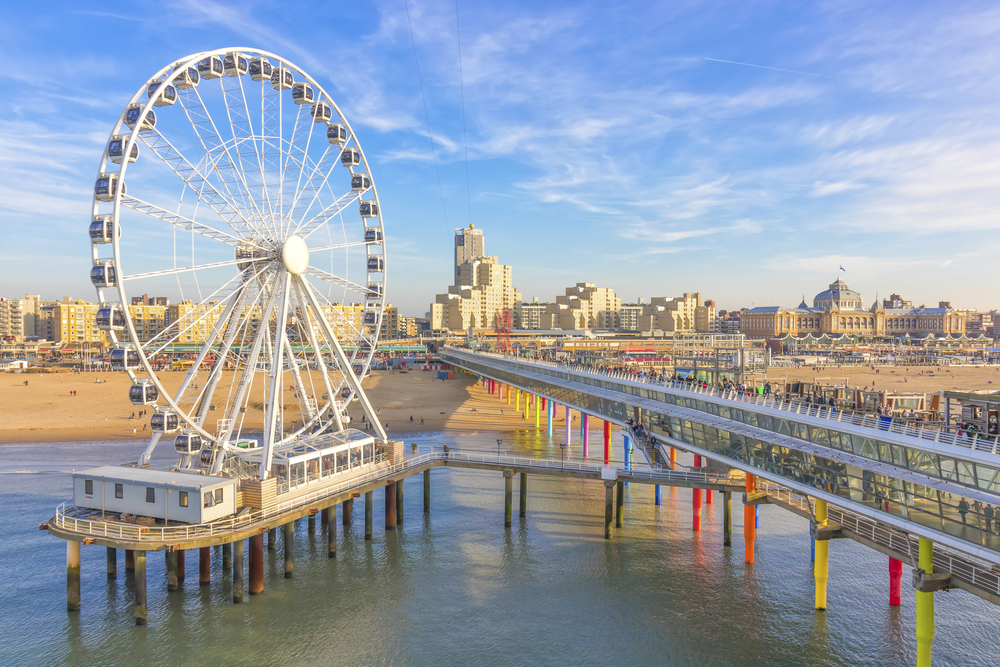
[
  {"left": 693, "top": 455, "right": 703, "bottom": 531},
  {"left": 566, "top": 408, "right": 572, "bottom": 446},
  {"left": 603, "top": 420, "right": 611, "bottom": 464},
  {"left": 889, "top": 558, "right": 903, "bottom": 606}
]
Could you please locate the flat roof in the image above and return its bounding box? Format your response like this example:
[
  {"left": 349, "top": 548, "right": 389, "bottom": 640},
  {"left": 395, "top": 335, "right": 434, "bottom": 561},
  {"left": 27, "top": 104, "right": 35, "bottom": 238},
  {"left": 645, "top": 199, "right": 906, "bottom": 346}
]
[{"left": 73, "top": 465, "right": 236, "bottom": 491}]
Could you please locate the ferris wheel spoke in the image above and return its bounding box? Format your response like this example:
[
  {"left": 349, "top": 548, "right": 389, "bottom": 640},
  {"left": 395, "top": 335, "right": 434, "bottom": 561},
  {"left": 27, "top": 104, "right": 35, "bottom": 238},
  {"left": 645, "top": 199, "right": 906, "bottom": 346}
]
[
  {"left": 124, "top": 256, "right": 260, "bottom": 281},
  {"left": 135, "top": 128, "right": 251, "bottom": 231},
  {"left": 222, "top": 73, "right": 272, "bottom": 231},
  {"left": 303, "top": 266, "right": 372, "bottom": 297},
  {"left": 120, "top": 195, "right": 249, "bottom": 248},
  {"left": 283, "top": 143, "right": 338, "bottom": 229},
  {"left": 296, "top": 191, "right": 360, "bottom": 238},
  {"left": 307, "top": 283, "right": 374, "bottom": 354},
  {"left": 177, "top": 86, "right": 264, "bottom": 236},
  {"left": 307, "top": 240, "right": 369, "bottom": 253},
  {"left": 292, "top": 280, "right": 339, "bottom": 429},
  {"left": 279, "top": 104, "right": 313, "bottom": 235},
  {"left": 259, "top": 80, "right": 283, "bottom": 226}
]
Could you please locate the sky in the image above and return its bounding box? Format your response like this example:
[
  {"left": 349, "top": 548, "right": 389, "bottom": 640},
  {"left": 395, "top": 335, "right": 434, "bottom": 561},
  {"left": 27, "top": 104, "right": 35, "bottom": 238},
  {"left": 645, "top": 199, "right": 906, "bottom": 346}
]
[{"left": 2, "top": 0, "right": 1000, "bottom": 316}]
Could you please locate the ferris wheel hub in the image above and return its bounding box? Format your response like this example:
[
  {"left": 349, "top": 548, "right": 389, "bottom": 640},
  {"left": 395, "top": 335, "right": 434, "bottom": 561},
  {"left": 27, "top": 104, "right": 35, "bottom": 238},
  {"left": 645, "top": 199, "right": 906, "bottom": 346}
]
[{"left": 281, "top": 235, "right": 309, "bottom": 275}]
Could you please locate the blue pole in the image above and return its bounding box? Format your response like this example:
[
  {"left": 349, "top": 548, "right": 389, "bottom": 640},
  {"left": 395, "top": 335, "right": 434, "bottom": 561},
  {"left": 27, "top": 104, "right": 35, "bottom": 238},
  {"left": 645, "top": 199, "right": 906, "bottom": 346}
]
[
  {"left": 547, "top": 400, "right": 553, "bottom": 437},
  {"left": 624, "top": 435, "right": 631, "bottom": 487},
  {"left": 755, "top": 505, "right": 759, "bottom": 529},
  {"left": 810, "top": 520, "right": 815, "bottom": 562},
  {"left": 654, "top": 485, "right": 662, "bottom": 505}
]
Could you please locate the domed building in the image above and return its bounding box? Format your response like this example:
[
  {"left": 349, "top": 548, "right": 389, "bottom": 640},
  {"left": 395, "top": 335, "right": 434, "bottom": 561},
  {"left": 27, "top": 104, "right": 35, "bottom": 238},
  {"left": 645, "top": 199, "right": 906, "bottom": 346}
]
[{"left": 741, "top": 278, "right": 967, "bottom": 341}]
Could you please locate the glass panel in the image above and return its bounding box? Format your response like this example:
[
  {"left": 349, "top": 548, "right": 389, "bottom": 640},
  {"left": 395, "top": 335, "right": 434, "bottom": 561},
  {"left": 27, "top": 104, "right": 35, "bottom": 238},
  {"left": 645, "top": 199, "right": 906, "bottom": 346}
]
[
  {"left": 908, "top": 450, "right": 940, "bottom": 477},
  {"left": 977, "top": 464, "right": 1000, "bottom": 493},
  {"left": 810, "top": 426, "right": 830, "bottom": 446}
]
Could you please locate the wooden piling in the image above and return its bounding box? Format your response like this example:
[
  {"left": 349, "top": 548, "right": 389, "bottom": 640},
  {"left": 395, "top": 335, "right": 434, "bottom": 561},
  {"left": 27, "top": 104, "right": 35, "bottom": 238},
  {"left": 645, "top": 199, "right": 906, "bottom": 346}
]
[
  {"left": 199, "top": 546, "right": 210, "bottom": 585},
  {"left": 328, "top": 507, "right": 337, "bottom": 559},
  {"left": 249, "top": 534, "right": 263, "bottom": 595},
  {"left": 385, "top": 481, "right": 397, "bottom": 530},
  {"left": 267, "top": 528, "right": 276, "bottom": 550},
  {"left": 233, "top": 539, "right": 244, "bottom": 603},
  {"left": 519, "top": 472, "right": 527, "bottom": 517},
  {"left": 166, "top": 551, "right": 178, "bottom": 591},
  {"left": 396, "top": 476, "right": 404, "bottom": 526},
  {"left": 134, "top": 551, "right": 147, "bottom": 626},
  {"left": 308, "top": 513, "right": 316, "bottom": 533},
  {"left": 343, "top": 497, "right": 353, "bottom": 525},
  {"left": 365, "top": 491, "right": 373, "bottom": 540},
  {"left": 67, "top": 541, "right": 81, "bottom": 612},
  {"left": 106, "top": 546, "right": 117, "bottom": 580},
  {"left": 604, "top": 480, "right": 614, "bottom": 539},
  {"left": 504, "top": 469, "right": 513, "bottom": 527},
  {"left": 222, "top": 542, "right": 232, "bottom": 570},
  {"left": 616, "top": 480, "right": 625, "bottom": 528},
  {"left": 283, "top": 523, "right": 294, "bottom": 578},
  {"left": 125, "top": 549, "right": 135, "bottom": 572},
  {"left": 176, "top": 548, "right": 185, "bottom": 583},
  {"left": 723, "top": 491, "right": 732, "bottom": 547},
  {"left": 423, "top": 469, "right": 430, "bottom": 513}
]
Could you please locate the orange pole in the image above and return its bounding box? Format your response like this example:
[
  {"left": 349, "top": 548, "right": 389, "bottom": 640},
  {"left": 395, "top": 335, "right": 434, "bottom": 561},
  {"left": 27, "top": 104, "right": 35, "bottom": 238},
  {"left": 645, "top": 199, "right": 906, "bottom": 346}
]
[
  {"left": 669, "top": 447, "right": 676, "bottom": 470},
  {"left": 744, "top": 473, "right": 756, "bottom": 564}
]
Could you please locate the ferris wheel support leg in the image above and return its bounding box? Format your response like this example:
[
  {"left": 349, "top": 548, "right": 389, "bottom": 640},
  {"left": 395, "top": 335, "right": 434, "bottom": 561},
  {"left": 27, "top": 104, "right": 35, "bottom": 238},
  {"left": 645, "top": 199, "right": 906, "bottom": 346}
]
[
  {"left": 261, "top": 271, "right": 293, "bottom": 481},
  {"left": 291, "top": 279, "right": 338, "bottom": 430},
  {"left": 138, "top": 432, "right": 163, "bottom": 467},
  {"left": 297, "top": 275, "right": 388, "bottom": 442}
]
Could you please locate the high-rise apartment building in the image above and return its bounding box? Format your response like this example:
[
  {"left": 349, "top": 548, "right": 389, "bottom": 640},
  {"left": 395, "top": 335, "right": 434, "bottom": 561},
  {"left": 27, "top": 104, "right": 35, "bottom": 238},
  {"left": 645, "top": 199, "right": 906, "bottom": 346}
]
[
  {"left": 619, "top": 299, "right": 644, "bottom": 331},
  {"left": 55, "top": 298, "right": 104, "bottom": 347},
  {"left": 454, "top": 224, "right": 485, "bottom": 285},
  {"left": 542, "top": 283, "right": 621, "bottom": 330}
]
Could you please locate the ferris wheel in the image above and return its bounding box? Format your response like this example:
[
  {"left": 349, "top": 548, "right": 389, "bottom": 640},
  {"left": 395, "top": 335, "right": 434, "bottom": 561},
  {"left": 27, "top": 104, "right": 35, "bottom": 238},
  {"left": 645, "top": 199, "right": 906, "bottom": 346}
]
[{"left": 89, "top": 48, "right": 388, "bottom": 481}]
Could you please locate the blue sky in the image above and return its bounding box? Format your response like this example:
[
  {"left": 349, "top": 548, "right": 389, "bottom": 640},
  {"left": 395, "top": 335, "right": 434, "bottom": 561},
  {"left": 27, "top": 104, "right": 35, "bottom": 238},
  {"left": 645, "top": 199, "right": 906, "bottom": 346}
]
[{"left": 2, "top": 0, "right": 999, "bottom": 315}]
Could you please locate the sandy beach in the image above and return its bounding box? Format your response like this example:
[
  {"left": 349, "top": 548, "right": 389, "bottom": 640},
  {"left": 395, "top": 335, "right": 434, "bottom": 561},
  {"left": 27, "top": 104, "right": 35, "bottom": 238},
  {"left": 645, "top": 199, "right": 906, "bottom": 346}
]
[
  {"left": 0, "top": 368, "right": 562, "bottom": 444},
  {"left": 3, "top": 363, "right": 998, "bottom": 444}
]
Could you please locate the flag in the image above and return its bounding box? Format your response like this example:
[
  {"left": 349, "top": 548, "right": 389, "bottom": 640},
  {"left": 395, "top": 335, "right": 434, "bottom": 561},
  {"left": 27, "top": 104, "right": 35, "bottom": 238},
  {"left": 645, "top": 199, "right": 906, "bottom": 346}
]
[{"left": 839, "top": 265, "right": 846, "bottom": 272}]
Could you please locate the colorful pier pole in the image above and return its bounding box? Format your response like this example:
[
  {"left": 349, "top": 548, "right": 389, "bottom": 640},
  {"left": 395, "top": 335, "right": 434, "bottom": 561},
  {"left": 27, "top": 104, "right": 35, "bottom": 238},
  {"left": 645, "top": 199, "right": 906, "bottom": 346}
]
[
  {"left": 581, "top": 410, "right": 586, "bottom": 438},
  {"left": 603, "top": 420, "right": 611, "bottom": 464},
  {"left": 67, "top": 541, "right": 81, "bottom": 612},
  {"left": 566, "top": 408, "right": 572, "bottom": 447},
  {"left": 547, "top": 400, "right": 553, "bottom": 437},
  {"left": 134, "top": 551, "right": 147, "bottom": 626},
  {"left": 515, "top": 389, "right": 521, "bottom": 412},
  {"left": 889, "top": 557, "right": 903, "bottom": 606},
  {"left": 744, "top": 473, "right": 756, "bottom": 564},
  {"left": 582, "top": 414, "right": 590, "bottom": 457},
  {"left": 654, "top": 485, "right": 662, "bottom": 505},
  {"left": 692, "top": 454, "right": 703, "bottom": 531},
  {"left": 283, "top": 523, "right": 294, "bottom": 578},
  {"left": 623, "top": 435, "right": 631, "bottom": 486},
  {"left": 534, "top": 396, "right": 540, "bottom": 429},
  {"left": 249, "top": 534, "right": 264, "bottom": 595},
  {"left": 506, "top": 385, "right": 511, "bottom": 405},
  {"left": 669, "top": 447, "right": 676, "bottom": 470},
  {"left": 916, "top": 538, "right": 935, "bottom": 667},
  {"left": 814, "top": 499, "right": 828, "bottom": 611},
  {"left": 233, "top": 539, "right": 244, "bottom": 603},
  {"left": 810, "top": 521, "right": 816, "bottom": 562}
]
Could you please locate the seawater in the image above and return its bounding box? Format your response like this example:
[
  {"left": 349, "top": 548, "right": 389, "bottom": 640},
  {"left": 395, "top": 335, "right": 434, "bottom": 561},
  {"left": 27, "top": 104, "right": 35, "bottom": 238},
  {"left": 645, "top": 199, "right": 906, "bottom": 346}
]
[{"left": 1, "top": 432, "right": 998, "bottom": 666}]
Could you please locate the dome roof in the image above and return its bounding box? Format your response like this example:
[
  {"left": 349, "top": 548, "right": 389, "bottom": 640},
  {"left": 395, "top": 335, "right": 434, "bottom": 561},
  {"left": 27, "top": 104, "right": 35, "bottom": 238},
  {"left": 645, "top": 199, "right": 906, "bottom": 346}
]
[{"left": 813, "top": 278, "right": 863, "bottom": 308}]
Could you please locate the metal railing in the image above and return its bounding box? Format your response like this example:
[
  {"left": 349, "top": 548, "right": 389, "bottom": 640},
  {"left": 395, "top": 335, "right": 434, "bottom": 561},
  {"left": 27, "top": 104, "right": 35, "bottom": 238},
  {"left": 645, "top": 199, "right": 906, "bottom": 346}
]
[
  {"left": 759, "top": 480, "right": 1000, "bottom": 599},
  {"left": 51, "top": 448, "right": 738, "bottom": 544},
  {"left": 448, "top": 349, "right": 1000, "bottom": 455}
]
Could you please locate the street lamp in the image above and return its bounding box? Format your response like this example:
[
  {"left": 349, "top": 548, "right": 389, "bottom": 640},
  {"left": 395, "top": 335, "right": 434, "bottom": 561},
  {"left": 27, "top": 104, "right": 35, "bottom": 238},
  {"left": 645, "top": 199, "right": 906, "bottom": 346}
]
[
  {"left": 496, "top": 438, "right": 503, "bottom": 459},
  {"left": 560, "top": 442, "right": 567, "bottom": 468}
]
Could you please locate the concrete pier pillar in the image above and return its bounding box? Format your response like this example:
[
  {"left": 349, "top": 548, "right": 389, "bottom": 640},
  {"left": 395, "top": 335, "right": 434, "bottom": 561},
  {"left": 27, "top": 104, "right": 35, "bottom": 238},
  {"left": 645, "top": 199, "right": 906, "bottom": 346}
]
[
  {"left": 723, "top": 491, "right": 732, "bottom": 546},
  {"left": 604, "top": 480, "right": 615, "bottom": 539},
  {"left": 200, "top": 546, "right": 211, "bottom": 585},
  {"left": 365, "top": 491, "right": 373, "bottom": 540},
  {"left": 504, "top": 469, "right": 513, "bottom": 527},
  {"left": 916, "top": 537, "right": 935, "bottom": 667},
  {"left": 267, "top": 528, "right": 277, "bottom": 550},
  {"left": 134, "top": 551, "right": 147, "bottom": 625},
  {"left": 67, "top": 541, "right": 81, "bottom": 612},
  {"left": 106, "top": 546, "right": 117, "bottom": 580},
  {"left": 321, "top": 507, "right": 329, "bottom": 525},
  {"left": 283, "top": 523, "right": 294, "bottom": 578},
  {"left": 343, "top": 498, "right": 353, "bottom": 525},
  {"left": 616, "top": 480, "right": 625, "bottom": 528},
  {"left": 424, "top": 469, "right": 431, "bottom": 513},
  {"left": 519, "top": 472, "right": 527, "bottom": 517},
  {"left": 222, "top": 542, "right": 232, "bottom": 570},
  {"left": 166, "top": 551, "right": 179, "bottom": 591},
  {"left": 889, "top": 557, "right": 903, "bottom": 606},
  {"left": 308, "top": 512, "right": 316, "bottom": 533},
  {"left": 385, "top": 481, "right": 397, "bottom": 530},
  {"left": 125, "top": 549, "right": 135, "bottom": 572},
  {"left": 249, "top": 534, "right": 263, "bottom": 595},
  {"left": 582, "top": 414, "right": 589, "bottom": 457},
  {"left": 815, "top": 499, "right": 828, "bottom": 610},
  {"left": 744, "top": 474, "right": 756, "bottom": 564},
  {"left": 233, "top": 539, "right": 244, "bottom": 603},
  {"left": 328, "top": 508, "right": 337, "bottom": 559},
  {"left": 654, "top": 485, "right": 662, "bottom": 505},
  {"left": 603, "top": 420, "right": 611, "bottom": 464}
]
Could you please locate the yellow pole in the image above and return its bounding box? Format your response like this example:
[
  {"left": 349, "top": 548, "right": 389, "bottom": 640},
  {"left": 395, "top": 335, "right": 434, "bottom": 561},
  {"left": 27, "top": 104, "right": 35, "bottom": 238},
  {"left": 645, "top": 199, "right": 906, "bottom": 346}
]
[
  {"left": 534, "top": 395, "right": 540, "bottom": 429},
  {"left": 814, "top": 498, "right": 828, "bottom": 611},
  {"left": 916, "top": 537, "right": 935, "bottom": 667},
  {"left": 516, "top": 389, "right": 521, "bottom": 412}
]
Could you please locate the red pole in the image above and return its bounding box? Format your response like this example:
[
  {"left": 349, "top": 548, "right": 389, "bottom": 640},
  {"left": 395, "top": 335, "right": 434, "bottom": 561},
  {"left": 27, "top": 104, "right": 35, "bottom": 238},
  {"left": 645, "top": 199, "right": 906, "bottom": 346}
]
[
  {"left": 693, "top": 454, "right": 702, "bottom": 531},
  {"left": 889, "top": 557, "right": 903, "bottom": 606},
  {"left": 603, "top": 420, "right": 611, "bottom": 464},
  {"left": 745, "top": 474, "right": 756, "bottom": 564}
]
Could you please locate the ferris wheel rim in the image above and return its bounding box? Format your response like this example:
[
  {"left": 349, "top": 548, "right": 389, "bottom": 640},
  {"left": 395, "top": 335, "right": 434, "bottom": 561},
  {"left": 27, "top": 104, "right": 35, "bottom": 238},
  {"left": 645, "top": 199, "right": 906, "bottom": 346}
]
[{"left": 90, "top": 47, "right": 389, "bottom": 453}]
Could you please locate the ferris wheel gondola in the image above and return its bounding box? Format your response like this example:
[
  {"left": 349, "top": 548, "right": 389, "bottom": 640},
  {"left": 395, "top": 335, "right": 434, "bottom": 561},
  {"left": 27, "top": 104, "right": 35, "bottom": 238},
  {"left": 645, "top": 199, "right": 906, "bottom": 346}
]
[{"left": 89, "top": 48, "right": 388, "bottom": 482}]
